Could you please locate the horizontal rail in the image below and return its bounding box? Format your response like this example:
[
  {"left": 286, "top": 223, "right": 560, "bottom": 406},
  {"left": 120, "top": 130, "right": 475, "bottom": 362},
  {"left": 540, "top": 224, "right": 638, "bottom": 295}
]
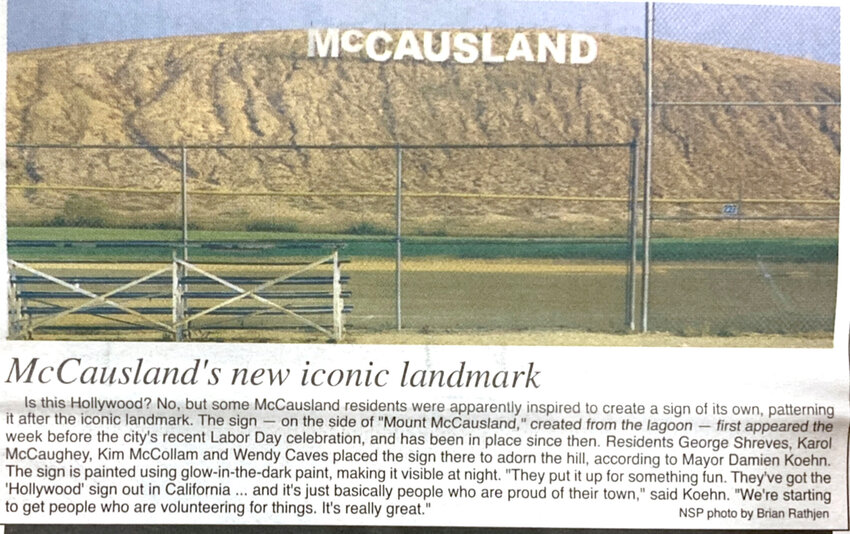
[
  {"left": 3, "top": 259, "right": 351, "bottom": 266},
  {"left": 189, "top": 190, "right": 631, "bottom": 202},
  {"left": 189, "top": 291, "right": 351, "bottom": 299},
  {"left": 7, "top": 184, "right": 631, "bottom": 202},
  {"left": 7, "top": 184, "right": 181, "bottom": 195},
  {"left": 655, "top": 101, "right": 841, "bottom": 107},
  {"left": 192, "top": 190, "right": 395, "bottom": 198},
  {"left": 405, "top": 192, "right": 625, "bottom": 202},
  {"left": 12, "top": 275, "right": 349, "bottom": 285},
  {"left": 8, "top": 184, "right": 839, "bottom": 205},
  {"left": 29, "top": 324, "right": 342, "bottom": 332},
  {"left": 8, "top": 240, "right": 346, "bottom": 250},
  {"left": 189, "top": 325, "right": 343, "bottom": 331},
  {"left": 20, "top": 290, "right": 352, "bottom": 299},
  {"left": 6, "top": 184, "right": 632, "bottom": 202},
  {"left": 23, "top": 306, "right": 353, "bottom": 316},
  {"left": 652, "top": 215, "right": 839, "bottom": 221},
  {"left": 7, "top": 142, "right": 633, "bottom": 150},
  {"left": 653, "top": 198, "right": 839, "bottom": 205}
]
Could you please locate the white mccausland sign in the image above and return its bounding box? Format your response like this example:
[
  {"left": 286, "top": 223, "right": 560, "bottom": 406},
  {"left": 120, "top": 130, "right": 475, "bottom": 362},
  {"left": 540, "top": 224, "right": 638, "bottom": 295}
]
[{"left": 308, "top": 29, "right": 598, "bottom": 64}]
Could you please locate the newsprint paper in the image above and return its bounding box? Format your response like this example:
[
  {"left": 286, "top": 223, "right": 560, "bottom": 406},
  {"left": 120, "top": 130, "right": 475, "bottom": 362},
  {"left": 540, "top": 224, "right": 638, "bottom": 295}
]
[{"left": 0, "top": 0, "right": 848, "bottom": 532}]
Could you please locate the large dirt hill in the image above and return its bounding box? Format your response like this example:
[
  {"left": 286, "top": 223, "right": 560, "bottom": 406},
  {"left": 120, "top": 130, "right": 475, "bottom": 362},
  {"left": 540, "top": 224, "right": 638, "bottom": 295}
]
[{"left": 6, "top": 30, "right": 840, "bottom": 236}]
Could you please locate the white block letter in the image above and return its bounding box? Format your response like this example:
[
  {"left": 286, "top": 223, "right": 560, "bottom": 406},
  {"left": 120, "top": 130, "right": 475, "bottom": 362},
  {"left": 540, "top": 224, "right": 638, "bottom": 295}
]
[
  {"left": 453, "top": 32, "right": 480, "bottom": 64},
  {"left": 341, "top": 30, "right": 364, "bottom": 53},
  {"left": 482, "top": 32, "right": 505, "bottom": 63},
  {"left": 570, "top": 33, "right": 598, "bottom": 64},
  {"left": 424, "top": 31, "right": 451, "bottom": 62},
  {"left": 538, "top": 32, "right": 567, "bottom": 64},
  {"left": 506, "top": 33, "right": 534, "bottom": 62},
  {"left": 394, "top": 30, "right": 424, "bottom": 60},
  {"left": 308, "top": 28, "right": 340, "bottom": 58},
  {"left": 366, "top": 30, "right": 394, "bottom": 62}
]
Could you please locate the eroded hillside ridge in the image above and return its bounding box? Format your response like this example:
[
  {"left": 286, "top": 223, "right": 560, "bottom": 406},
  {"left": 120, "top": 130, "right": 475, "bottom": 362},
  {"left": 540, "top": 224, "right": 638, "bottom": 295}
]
[{"left": 5, "top": 30, "right": 841, "bottom": 235}]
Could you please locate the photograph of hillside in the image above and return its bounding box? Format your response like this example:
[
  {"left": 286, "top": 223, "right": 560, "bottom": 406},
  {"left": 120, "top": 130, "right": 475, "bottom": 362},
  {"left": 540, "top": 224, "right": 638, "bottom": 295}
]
[
  {"left": 4, "top": 2, "right": 841, "bottom": 345},
  {"left": 6, "top": 30, "right": 839, "bottom": 235}
]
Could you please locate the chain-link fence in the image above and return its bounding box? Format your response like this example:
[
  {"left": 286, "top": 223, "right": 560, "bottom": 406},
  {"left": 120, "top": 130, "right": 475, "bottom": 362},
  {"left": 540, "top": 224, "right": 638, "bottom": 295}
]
[
  {"left": 6, "top": 147, "right": 183, "bottom": 230},
  {"left": 7, "top": 142, "right": 641, "bottom": 337},
  {"left": 646, "top": 3, "right": 840, "bottom": 334}
]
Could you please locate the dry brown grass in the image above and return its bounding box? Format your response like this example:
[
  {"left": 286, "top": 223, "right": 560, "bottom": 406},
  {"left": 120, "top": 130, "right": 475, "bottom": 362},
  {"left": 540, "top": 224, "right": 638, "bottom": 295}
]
[
  {"left": 345, "top": 330, "right": 832, "bottom": 348},
  {"left": 6, "top": 31, "right": 840, "bottom": 235},
  {"left": 28, "top": 329, "right": 832, "bottom": 348}
]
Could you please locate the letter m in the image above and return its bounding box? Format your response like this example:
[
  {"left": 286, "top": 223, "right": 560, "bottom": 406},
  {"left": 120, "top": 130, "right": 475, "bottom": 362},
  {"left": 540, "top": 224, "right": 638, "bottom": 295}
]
[
  {"left": 6, "top": 357, "right": 38, "bottom": 383},
  {"left": 308, "top": 29, "right": 340, "bottom": 58}
]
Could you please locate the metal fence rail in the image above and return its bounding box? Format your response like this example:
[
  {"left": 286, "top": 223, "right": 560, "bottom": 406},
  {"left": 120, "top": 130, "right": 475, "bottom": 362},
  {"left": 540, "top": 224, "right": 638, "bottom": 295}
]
[{"left": 8, "top": 247, "right": 349, "bottom": 341}]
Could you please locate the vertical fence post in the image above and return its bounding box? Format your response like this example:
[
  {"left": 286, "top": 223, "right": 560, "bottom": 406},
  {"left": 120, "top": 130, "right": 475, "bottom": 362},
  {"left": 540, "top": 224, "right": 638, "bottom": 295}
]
[
  {"left": 181, "top": 146, "right": 189, "bottom": 262},
  {"left": 641, "top": 1, "right": 654, "bottom": 333},
  {"left": 8, "top": 268, "right": 22, "bottom": 339},
  {"left": 626, "top": 139, "right": 639, "bottom": 331},
  {"left": 395, "top": 146, "right": 403, "bottom": 331},
  {"left": 172, "top": 253, "right": 184, "bottom": 342},
  {"left": 332, "top": 248, "right": 344, "bottom": 341},
  {"left": 180, "top": 146, "right": 190, "bottom": 337}
]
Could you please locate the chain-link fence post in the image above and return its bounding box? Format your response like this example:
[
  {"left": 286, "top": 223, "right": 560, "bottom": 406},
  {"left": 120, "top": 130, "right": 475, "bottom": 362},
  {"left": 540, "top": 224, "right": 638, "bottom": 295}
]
[
  {"left": 181, "top": 146, "right": 189, "bottom": 262},
  {"left": 626, "top": 138, "right": 640, "bottom": 331},
  {"left": 395, "top": 145, "right": 403, "bottom": 331},
  {"left": 641, "top": 1, "right": 654, "bottom": 333}
]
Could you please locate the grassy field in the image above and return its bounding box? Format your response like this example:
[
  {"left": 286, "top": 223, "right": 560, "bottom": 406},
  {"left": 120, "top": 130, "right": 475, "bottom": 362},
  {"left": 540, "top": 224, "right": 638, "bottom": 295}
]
[{"left": 7, "top": 227, "right": 839, "bottom": 344}]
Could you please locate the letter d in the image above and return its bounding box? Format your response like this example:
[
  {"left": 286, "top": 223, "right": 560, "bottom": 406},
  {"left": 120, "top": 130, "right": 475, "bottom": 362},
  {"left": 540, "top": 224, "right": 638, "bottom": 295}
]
[{"left": 570, "top": 33, "right": 597, "bottom": 64}]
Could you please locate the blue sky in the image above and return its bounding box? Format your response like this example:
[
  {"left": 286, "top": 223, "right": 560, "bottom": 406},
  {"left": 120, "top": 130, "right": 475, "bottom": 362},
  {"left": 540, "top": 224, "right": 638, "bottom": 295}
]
[{"left": 6, "top": 1, "right": 840, "bottom": 63}]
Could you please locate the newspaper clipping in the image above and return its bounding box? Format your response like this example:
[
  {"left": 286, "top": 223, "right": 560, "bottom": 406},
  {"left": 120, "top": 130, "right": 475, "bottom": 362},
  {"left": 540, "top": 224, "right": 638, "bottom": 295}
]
[{"left": 1, "top": 0, "right": 847, "bottom": 531}]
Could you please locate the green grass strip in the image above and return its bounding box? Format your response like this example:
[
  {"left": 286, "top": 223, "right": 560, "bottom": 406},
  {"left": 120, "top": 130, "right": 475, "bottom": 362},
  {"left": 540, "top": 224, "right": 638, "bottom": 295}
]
[{"left": 7, "top": 227, "right": 839, "bottom": 262}]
